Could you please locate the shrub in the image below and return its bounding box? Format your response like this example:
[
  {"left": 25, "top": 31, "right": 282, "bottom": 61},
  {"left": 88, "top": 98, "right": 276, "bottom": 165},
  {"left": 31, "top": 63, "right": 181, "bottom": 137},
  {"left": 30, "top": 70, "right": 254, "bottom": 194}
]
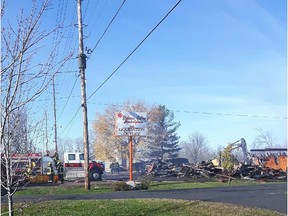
[
  {"left": 111, "top": 182, "right": 130, "bottom": 191},
  {"left": 137, "top": 174, "right": 153, "bottom": 189}
]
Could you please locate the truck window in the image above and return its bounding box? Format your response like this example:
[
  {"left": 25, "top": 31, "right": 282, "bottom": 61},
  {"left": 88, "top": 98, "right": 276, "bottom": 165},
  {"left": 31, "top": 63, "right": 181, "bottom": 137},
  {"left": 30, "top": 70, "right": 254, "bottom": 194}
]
[
  {"left": 79, "top": 154, "right": 84, "bottom": 160},
  {"left": 68, "top": 154, "right": 76, "bottom": 160}
]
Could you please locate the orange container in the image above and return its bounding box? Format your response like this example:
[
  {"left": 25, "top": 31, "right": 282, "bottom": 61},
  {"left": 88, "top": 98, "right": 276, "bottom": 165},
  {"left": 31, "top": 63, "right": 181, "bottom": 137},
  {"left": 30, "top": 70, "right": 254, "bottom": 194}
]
[{"left": 30, "top": 175, "right": 59, "bottom": 183}]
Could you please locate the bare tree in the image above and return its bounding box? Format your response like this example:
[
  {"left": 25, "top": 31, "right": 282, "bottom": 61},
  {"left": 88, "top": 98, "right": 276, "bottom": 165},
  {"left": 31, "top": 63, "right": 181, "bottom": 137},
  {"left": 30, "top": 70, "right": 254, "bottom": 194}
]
[
  {"left": 181, "top": 132, "right": 210, "bottom": 164},
  {"left": 1, "top": 1, "right": 72, "bottom": 215},
  {"left": 252, "top": 128, "right": 274, "bottom": 148}
]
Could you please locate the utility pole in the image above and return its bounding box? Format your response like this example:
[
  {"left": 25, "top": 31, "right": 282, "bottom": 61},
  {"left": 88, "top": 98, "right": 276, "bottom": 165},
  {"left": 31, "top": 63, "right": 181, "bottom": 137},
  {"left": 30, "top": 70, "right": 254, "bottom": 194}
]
[
  {"left": 77, "top": 0, "right": 90, "bottom": 190},
  {"left": 45, "top": 111, "right": 49, "bottom": 152},
  {"left": 52, "top": 77, "right": 58, "bottom": 153}
]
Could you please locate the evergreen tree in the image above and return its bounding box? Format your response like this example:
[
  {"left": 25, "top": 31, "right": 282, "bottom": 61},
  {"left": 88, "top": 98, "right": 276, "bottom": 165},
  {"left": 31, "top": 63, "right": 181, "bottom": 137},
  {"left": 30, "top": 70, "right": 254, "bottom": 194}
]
[{"left": 147, "top": 105, "right": 181, "bottom": 160}]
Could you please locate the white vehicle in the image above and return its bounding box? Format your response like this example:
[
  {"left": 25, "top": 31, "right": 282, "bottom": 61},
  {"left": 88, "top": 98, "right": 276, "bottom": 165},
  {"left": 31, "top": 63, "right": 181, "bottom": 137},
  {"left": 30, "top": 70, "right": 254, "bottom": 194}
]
[{"left": 63, "top": 152, "right": 105, "bottom": 181}]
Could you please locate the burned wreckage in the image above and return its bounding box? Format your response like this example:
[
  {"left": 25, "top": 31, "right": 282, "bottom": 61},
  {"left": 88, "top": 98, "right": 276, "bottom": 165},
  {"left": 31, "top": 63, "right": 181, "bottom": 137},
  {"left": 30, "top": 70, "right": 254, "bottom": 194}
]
[{"left": 146, "top": 138, "right": 287, "bottom": 181}]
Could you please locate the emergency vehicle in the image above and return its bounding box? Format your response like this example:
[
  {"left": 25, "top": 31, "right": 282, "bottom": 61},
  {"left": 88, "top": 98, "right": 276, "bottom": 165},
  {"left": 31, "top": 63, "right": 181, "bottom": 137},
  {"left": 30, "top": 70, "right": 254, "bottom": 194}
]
[
  {"left": 1, "top": 152, "right": 49, "bottom": 191},
  {"left": 6, "top": 153, "right": 44, "bottom": 177},
  {"left": 64, "top": 152, "right": 105, "bottom": 181},
  {"left": 1, "top": 152, "right": 105, "bottom": 183}
]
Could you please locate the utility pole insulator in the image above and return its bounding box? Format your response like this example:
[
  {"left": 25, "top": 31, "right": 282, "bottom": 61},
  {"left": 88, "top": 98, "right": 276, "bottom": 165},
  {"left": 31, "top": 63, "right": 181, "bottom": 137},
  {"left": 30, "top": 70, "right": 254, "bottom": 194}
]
[{"left": 78, "top": 54, "right": 86, "bottom": 69}]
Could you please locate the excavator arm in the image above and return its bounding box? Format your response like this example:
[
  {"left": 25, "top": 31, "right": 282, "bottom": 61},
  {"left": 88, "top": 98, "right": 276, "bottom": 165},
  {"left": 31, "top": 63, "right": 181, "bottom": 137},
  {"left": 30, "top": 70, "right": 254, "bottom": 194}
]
[{"left": 225, "top": 138, "right": 250, "bottom": 165}]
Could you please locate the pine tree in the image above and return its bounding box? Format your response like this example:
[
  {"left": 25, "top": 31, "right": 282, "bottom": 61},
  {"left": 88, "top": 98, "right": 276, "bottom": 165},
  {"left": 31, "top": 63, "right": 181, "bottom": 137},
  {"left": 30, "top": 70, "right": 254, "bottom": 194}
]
[{"left": 147, "top": 105, "right": 181, "bottom": 160}]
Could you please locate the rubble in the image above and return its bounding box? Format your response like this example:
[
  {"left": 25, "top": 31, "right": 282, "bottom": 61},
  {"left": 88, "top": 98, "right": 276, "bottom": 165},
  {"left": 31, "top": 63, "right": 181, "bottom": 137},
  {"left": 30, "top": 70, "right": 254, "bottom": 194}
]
[{"left": 146, "top": 155, "right": 287, "bottom": 181}]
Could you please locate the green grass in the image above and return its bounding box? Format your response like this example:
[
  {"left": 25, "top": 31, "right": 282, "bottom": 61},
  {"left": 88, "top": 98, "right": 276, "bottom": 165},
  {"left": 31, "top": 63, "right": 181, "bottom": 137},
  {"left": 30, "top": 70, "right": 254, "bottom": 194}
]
[
  {"left": 148, "top": 179, "right": 278, "bottom": 190},
  {"left": 14, "top": 179, "right": 285, "bottom": 196},
  {"left": 15, "top": 184, "right": 111, "bottom": 196},
  {"left": 1, "top": 199, "right": 284, "bottom": 216}
]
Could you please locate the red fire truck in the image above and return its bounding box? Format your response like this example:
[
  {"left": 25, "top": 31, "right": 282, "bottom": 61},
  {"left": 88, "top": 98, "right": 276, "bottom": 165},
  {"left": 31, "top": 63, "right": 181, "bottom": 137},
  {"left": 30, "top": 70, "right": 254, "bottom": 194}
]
[
  {"left": 1, "top": 152, "right": 46, "bottom": 193},
  {"left": 1, "top": 152, "right": 105, "bottom": 184},
  {"left": 63, "top": 152, "right": 105, "bottom": 181},
  {"left": 6, "top": 153, "right": 44, "bottom": 177}
]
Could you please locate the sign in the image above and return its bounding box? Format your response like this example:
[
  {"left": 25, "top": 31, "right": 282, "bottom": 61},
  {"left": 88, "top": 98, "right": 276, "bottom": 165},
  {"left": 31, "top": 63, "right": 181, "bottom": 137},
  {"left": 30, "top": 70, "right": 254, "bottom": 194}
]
[{"left": 115, "top": 111, "right": 147, "bottom": 136}]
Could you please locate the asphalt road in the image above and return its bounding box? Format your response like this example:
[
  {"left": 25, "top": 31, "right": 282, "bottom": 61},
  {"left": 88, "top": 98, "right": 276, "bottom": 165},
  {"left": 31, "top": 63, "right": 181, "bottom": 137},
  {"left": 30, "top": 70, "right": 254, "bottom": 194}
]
[{"left": 2, "top": 183, "right": 287, "bottom": 214}]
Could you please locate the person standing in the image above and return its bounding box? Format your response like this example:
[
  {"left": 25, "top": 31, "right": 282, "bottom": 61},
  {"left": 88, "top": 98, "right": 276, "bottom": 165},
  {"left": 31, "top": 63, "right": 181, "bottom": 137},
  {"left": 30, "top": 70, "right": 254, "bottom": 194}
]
[
  {"left": 31, "top": 160, "right": 36, "bottom": 175},
  {"left": 51, "top": 151, "right": 59, "bottom": 167},
  {"left": 56, "top": 160, "right": 64, "bottom": 184},
  {"left": 46, "top": 162, "right": 54, "bottom": 183},
  {"left": 24, "top": 163, "right": 31, "bottom": 179},
  {"left": 114, "top": 161, "right": 120, "bottom": 173}
]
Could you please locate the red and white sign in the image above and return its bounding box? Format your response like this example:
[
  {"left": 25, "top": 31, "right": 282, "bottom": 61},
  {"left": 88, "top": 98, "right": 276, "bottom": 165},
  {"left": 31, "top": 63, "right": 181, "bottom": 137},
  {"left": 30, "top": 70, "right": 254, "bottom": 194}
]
[{"left": 115, "top": 111, "right": 147, "bottom": 136}]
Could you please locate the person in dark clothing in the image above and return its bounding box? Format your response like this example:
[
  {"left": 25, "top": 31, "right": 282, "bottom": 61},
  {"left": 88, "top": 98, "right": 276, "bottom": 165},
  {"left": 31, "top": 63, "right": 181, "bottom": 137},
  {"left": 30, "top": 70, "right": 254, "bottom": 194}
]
[
  {"left": 56, "top": 160, "right": 64, "bottom": 184},
  {"left": 51, "top": 151, "right": 59, "bottom": 167},
  {"left": 46, "top": 162, "right": 54, "bottom": 183},
  {"left": 114, "top": 161, "right": 120, "bottom": 173},
  {"left": 110, "top": 161, "right": 120, "bottom": 173}
]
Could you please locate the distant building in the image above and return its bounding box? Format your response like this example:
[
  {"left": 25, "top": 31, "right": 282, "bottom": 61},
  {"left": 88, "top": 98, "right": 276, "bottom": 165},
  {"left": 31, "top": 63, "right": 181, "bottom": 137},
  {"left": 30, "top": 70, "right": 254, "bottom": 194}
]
[{"left": 250, "top": 148, "right": 287, "bottom": 156}]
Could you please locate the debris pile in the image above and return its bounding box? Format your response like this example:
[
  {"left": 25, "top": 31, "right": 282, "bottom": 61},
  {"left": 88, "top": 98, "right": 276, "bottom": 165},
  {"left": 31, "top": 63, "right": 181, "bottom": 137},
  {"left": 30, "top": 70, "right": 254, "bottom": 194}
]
[
  {"left": 147, "top": 159, "right": 222, "bottom": 179},
  {"left": 146, "top": 154, "right": 287, "bottom": 181}
]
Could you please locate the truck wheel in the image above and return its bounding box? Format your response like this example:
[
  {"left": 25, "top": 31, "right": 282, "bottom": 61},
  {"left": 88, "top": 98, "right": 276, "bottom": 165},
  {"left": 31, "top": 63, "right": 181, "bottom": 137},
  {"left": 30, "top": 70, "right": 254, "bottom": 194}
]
[{"left": 90, "top": 169, "right": 102, "bottom": 181}]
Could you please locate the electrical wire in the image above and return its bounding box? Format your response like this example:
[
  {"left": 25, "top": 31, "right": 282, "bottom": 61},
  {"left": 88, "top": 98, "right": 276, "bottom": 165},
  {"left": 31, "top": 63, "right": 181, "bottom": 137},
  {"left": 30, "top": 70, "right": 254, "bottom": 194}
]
[
  {"left": 59, "top": 106, "right": 81, "bottom": 137},
  {"left": 87, "top": 102, "right": 288, "bottom": 120},
  {"left": 57, "top": 75, "right": 79, "bottom": 121},
  {"left": 58, "top": 100, "right": 287, "bottom": 137},
  {"left": 59, "top": 0, "right": 182, "bottom": 137},
  {"left": 87, "top": 0, "right": 127, "bottom": 60},
  {"left": 87, "top": 0, "right": 182, "bottom": 101}
]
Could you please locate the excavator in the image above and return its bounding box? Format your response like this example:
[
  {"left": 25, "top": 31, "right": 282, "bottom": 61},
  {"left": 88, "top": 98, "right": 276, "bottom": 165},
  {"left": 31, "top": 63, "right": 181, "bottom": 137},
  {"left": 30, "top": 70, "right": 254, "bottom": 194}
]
[
  {"left": 212, "top": 138, "right": 287, "bottom": 175},
  {"left": 224, "top": 138, "right": 250, "bottom": 165},
  {"left": 212, "top": 138, "right": 250, "bottom": 167}
]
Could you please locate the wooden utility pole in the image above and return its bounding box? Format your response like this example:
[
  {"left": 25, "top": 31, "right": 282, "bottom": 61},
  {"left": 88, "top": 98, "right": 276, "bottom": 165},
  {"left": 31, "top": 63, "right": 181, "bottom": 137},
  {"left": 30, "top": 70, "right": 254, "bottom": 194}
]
[
  {"left": 77, "top": 0, "right": 90, "bottom": 190},
  {"left": 52, "top": 77, "right": 58, "bottom": 153},
  {"left": 45, "top": 111, "right": 49, "bottom": 152}
]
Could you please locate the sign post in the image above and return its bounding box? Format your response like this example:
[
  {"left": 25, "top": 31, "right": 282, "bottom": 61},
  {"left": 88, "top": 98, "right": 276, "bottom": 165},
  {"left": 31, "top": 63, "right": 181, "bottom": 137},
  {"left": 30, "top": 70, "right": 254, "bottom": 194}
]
[
  {"left": 115, "top": 111, "right": 147, "bottom": 181},
  {"left": 129, "top": 136, "right": 133, "bottom": 181}
]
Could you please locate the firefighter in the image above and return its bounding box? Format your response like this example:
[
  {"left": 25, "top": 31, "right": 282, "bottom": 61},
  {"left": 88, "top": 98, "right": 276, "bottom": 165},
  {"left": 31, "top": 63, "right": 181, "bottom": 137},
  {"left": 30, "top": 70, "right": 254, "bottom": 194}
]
[
  {"left": 110, "top": 162, "right": 115, "bottom": 173},
  {"left": 56, "top": 160, "right": 64, "bottom": 184},
  {"left": 31, "top": 160, "right": 36, "bottom": 175},
  {"left": 46, "top": 162, "right": 54, "bottom": 183},
  {"left": 114, "top": 161, "right": 120, "bottom": 173},
  {"left": 51, "top": 151, "right": 59, "bottom": 167},
  {"left": 110, "top": 161, "right": 120, "bottom": 173},
  {"left": 24, "top": 163, "right": 31, "bottom": 179}
]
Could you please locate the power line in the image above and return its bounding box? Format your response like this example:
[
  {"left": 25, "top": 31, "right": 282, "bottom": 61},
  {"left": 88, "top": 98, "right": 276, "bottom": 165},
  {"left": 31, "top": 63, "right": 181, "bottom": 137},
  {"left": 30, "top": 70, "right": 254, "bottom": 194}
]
[
  {"left": 85, "top": 0, "right": 110, "bottom": 46},
  {"left": 87, "top": 0, "right": 182, "bottom": 101},
  {"left": 32, "top": 95, "right": 288, "bottom": 120},
  {"left": 87, "top": 102, "right": 288, "bottom": 120},
  {"left": 59, "top": 1, "right": 182, "bottom": 137},
  {"left": 59, "top": 106, "right": 81, "bottom": 137},
  {"left": 86, "top": 0, "right": 126, "bottom": 60},
  {"left": 32, "top": 95, "right": 80, "bottom": 102},
  {"left": 58, "top": 100, "right": 286, "bottom": 138},
  {"left": 57, "top": 76, "right": 79, "bottom": 121}
]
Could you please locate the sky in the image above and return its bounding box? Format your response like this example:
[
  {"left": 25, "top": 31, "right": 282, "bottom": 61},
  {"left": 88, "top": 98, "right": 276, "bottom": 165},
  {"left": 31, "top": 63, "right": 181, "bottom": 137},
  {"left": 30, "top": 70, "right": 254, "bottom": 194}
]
[{"left": 3, "top": 0, "right": 287, "bottom": 151}]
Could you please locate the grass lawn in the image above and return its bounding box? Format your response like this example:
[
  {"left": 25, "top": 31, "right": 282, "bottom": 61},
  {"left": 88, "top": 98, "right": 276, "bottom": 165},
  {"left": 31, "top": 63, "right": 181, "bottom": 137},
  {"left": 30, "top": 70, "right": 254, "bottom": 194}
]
[
  {"left": 148, "top": 179, "right": 282, "bottom": 190},
  {"left": 15, "top": 184, "right": 111, "bottom": 196},
  {"left": 14, "top": 179, "right": 285, "bottom": 196},
  {"left": 1, "top": 199, "right": 285, "bottom": 216}
]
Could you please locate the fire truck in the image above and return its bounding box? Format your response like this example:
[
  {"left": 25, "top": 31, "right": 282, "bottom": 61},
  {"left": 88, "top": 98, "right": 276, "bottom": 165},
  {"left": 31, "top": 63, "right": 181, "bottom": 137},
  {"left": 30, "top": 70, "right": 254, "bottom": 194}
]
[
  {"left": 2, "top": 152, "right": 105, "bottom": 184},
  {"left": 1, "top": 152, "right": 48, "bottom": 191},
  {"left": 63, "top": 152, "right": 105, "bottom": 181},
  {"left": 4, "top": 153, "right": 44, "bottom": 177}
]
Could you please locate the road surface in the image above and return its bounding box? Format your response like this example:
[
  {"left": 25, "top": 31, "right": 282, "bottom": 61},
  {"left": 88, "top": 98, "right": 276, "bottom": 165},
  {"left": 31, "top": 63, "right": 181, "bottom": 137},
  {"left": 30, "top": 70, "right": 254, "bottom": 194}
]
[{"left": 2, "top": 183, "right": 287, "bottom": 214}]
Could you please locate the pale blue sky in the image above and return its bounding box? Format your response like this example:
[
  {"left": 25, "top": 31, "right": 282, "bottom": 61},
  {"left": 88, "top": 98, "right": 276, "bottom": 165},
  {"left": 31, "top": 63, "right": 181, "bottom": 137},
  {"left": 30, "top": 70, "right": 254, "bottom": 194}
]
[{"left": 4, "top": 0, "right": 287, "bottom": 150}]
